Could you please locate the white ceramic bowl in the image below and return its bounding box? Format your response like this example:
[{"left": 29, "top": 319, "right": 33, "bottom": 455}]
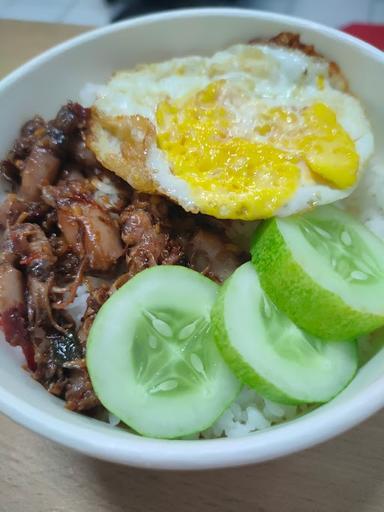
[{"left": 1, "top": 8, "right": 384, "bottom": 470}]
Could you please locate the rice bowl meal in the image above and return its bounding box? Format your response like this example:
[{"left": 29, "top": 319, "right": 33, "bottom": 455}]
[{"left": 1, "top": 29, "right": 384, "bottom": 441}]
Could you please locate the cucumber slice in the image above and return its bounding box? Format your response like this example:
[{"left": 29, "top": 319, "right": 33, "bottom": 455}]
[
  {"left": 251, "top": 206, "right": 384, "bottom": 340},
  {"left": 86, "top": 265, "right": 241, "bottom": 439},
  {"left": 212, "top": 262, "right": 358, "bottom": 404}
]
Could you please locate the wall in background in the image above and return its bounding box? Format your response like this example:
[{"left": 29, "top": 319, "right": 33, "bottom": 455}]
[{"left": 0, "top": 0, "right": 383, "bottom": 27}]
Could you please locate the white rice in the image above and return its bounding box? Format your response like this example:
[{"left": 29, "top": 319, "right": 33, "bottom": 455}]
[
  {"left": 65, "top": 284, "right": 89, "bottom": 329},
  {"left": 339, "top": 156, "right": 384, "bottom": 239},
  {"left": 92, "top": 175, "right": 122, "bottom": 210},
  {"left": 201, "top": 387, "right": 300, "bottom": 439},
  {"left": 108, "top": 412, "right": 121, "bottom": 427},
  {"left": 78, "top": 82, "right": 105, "bottom": 107}
]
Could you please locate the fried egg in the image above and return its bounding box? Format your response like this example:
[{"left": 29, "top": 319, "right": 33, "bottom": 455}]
[{"left": 87, "top": 43, "right": 374, "bottom": 220}]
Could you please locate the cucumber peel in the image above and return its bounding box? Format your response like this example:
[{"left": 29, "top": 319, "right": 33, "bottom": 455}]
[
  {"left": 251, "top": 206, "right": 384, "bottom": 340},
  {"left": 212, "top": 262, "right": 358, "bottom": 404}
]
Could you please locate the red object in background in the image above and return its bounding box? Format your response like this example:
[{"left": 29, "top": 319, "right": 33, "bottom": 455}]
[{"left": 342, "top": 24, "right": 384, "bottom": 50}]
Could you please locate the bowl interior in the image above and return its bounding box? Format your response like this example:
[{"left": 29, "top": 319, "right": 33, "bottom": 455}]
[{"left": 1, "top": 9, "right": 384, "bottom": 470}]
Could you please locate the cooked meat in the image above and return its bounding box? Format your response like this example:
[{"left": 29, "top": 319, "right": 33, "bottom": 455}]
[
  {"left": 0, "top": 194, "right": 50, "bottom": 229},
  {"left": 43, "top": 181, "right": 123, "bottom": 272},
  {"left": 52, "top": 248, "right": 81, "bottom": 284},
  {"left": 265, "top": 32, "right": 319, "bottom": 56},
  {"left": 120, "top": 193, "right": 185, "bottom": 279},
  {"left": 8, "top": 115, "right": 46, "bottom": 162},
  {"left": 128, "top": 192, "right": 173, "bottom": 226},
  {"left": 186, "top": 229, "right": 245, "bottom": 283},
  {"left": 0, "top": 103, "right": 120, "bottom": 412},
  {"left": 48, "top": 329, "right": 83, "bottom": 364},
  {"left": 4, "top": 222, "right": 57, "bottom": 279},
  {"left": 33, "top": 328, "right": 99, "bottom": 411},
  {"left": 6, "top": 102, "right": 90, "bottom": 193},
  {"left": 2, "top": 223, "right": 69, "bottom": 336},
  {"left": 77, "top": 285, "right": 109, "bottom": 347},
  {"left": 121, "top": 205, "right": 156, "bottom": 246},
  {"left": 0, "top": 222, "right": 59, "bottom": 372},
  {"left": 61, "top": 163, "right": 84, "bottom": 182},
  {"left": 0, "top": 160, "right": 20, "bottom": 188},
  {"left": 43, "top": 177, "right": 93, "bottom": 206},
  {"left": 0, "top": 262, "right": 34, "bottom": 369},
  {"left": 68, "top": 135, "right": 99, "bottom": 168},
  {"left": 63, "top": 360, "right": 99, "bottom": 411},
  {"left": 20, "top": 146, "right": 60, "bottom": 201},
  {"left": 0, "top": 100, "right": 247, "bottom": 418},
  {"left": 27, "top": 274, "right": 56, "bottom": 330},
  {"left": 0, "top": 263, "right": 25, "bottom": 320},
  {"left": 53, "top": 102, "right": 89, "bottom": 134}
]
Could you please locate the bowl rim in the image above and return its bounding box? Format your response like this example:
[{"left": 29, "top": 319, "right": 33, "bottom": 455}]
[{"left": 1, "top": 7, "right": 384, "bottom": 470}]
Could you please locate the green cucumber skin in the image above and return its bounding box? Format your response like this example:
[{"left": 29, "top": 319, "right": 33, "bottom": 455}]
[
  {"left": 212, "top": 274, "right": 358, "bottom": 405},
  {"left": 212, "top": 279, "right": 309, "bottom": 405},
  {"left": 251, "top": 219, "right": 384, "bottom": 341}
]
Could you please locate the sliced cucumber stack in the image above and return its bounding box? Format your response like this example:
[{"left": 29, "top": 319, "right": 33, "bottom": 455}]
[
  {"left": 87, "top": 265, "right": 241, "bottom": 439},
  {"left": 251, "top": 206, "right": 384, "bottom": 340},
  {"left": 212, "top": 262, "right": 358, "bottom": 404}
]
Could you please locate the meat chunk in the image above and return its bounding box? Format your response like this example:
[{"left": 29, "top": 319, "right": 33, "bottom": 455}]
[
  {"left": 27, "top": 274, "right": 55, "bottom": 329},
  {"left": 4, "top": 102, "right": 91, "bottom": 203},
  {"left": 9, "top": 103, "right": 88, "bottom": 162},
  {"left": 120, "top": 193, "right": 185, "bottom": 279},
  {"left": 33, "top": 328, "right": 99, "bottom": 411},
  {"left": 8, "top": 115, "right": 46, "bottom": 162},
  {"left": 2, "top": 223, "right": 64, "bottom": 335},
  {"left": 68, "top": 135, "right": 98, "bottom": 168},
  {"left": 43, "top": 181, "right": 123, "bottom": 272},
  {"left": 0, "top": 194, "right": 50, "bottom": 229},
  {"left": 0, "top": 223, "right": 62, "bottom": 372},
  {"left": 186, "top": 229, "right": 245, "bottom": 283},
  {"left": 266, "top": 32, "right": 319, "bottom": 56},
  {"left": 52, "top": 102, "right": 89, "bottom": 134},
  {"left": 0, "top": 263, "right": 25, "bottom": 326},
  {"left": 63, "top": 360, "right": 99, "bottom": 411},
  {"left": 4, "top": 222, "right": 57, "bottom": 279},
  {"left": 77, "top": 285, "right": 109, "bottom": 347},
  {"left": 57, "top": 203, "right": 123, "bottom": 272},
  {"left": 20, "top": 147, "right": 60, "bottom": 201},
  {"left": 119, "top": 193, "right": 245, "bottom": 283},
  {"left": 0, "top": 160, "right": 20, "bottom": 188},
  {"left": 0, "top": 262, "right": 34, "bottom": 369},
  {"left": 53, "top": 284, "right": 110, "bottom": 411},
  {"left": 52, "top": 248, "right": 81, "bottom": 285}
]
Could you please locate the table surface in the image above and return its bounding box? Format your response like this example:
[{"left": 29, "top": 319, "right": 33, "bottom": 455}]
[{"left": 1, "top": 19, "right": 384, "bottom": 512}]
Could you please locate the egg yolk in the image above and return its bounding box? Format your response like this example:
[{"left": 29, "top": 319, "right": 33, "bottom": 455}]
[
  {"left": 157, "top": 82, "right": 300, "bottom": 219},
  {"left": 156, "top": 81, "right": 359, "bottom": 220},
  {"left": 257, "top": 103, "right": 359, "bottom": 189}
]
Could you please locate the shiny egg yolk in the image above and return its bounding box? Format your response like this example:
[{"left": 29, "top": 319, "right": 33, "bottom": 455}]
[
  {"left": 156, "top": 81, "right": 359, "bottom": 220},
  {"left": 257, "top": 103, "right": 359, "bottom": 189}
]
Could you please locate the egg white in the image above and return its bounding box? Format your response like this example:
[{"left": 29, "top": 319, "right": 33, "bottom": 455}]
[{"left": 88, "top": 43, "right": 374, "bottom": 219}]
